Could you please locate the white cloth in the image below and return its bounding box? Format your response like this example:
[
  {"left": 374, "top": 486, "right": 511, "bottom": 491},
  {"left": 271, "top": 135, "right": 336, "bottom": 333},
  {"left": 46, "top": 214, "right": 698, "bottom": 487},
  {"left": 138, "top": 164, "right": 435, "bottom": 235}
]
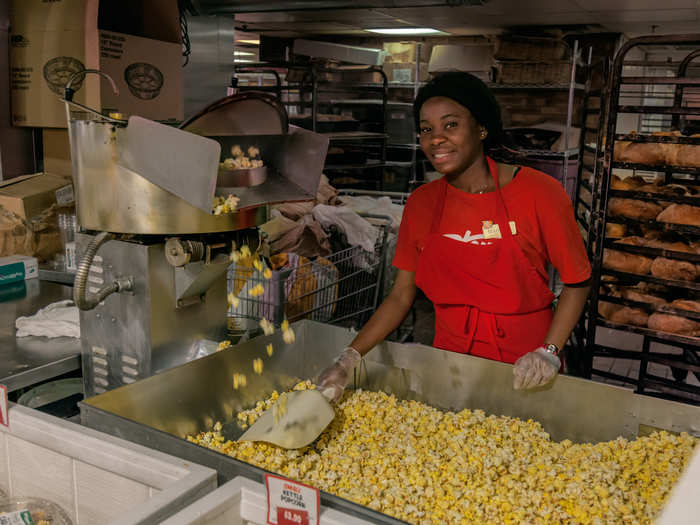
[
  {"left": 15, "top": 299, "right": 80, "bottom": 338},
  {"left": 312, "top": 204, "right": 378, "bottom": 252},
  {"left": 338, "top": 195, "right": 404, "bottom": 232}
]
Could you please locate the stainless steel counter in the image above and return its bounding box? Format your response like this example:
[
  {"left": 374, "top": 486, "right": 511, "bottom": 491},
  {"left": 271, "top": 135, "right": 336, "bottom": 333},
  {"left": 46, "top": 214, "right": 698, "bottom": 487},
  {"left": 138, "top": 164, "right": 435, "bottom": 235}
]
[{"left": 0, "top": 279, "right": 81, "bottom": 392}]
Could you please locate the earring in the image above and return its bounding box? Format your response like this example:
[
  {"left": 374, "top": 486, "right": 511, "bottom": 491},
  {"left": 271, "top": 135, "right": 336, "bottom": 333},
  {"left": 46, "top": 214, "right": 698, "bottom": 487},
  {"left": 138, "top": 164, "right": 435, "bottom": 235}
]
[{"left": 480, "top": 131, "right": 487, "bottom": 139}]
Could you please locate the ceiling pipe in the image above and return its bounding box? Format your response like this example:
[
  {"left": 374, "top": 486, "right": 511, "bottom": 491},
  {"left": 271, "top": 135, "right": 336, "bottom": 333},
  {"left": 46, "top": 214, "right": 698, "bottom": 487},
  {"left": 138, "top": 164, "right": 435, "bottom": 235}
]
[{"left": 197, "top": 0, "right": 488, "bottom": 15}]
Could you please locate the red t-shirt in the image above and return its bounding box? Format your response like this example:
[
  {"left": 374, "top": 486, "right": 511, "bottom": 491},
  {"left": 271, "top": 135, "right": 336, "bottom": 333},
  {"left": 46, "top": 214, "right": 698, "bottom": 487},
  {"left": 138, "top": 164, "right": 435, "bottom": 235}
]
[{"left": 393, "top": 166, "right": 591, "bottom": 285}]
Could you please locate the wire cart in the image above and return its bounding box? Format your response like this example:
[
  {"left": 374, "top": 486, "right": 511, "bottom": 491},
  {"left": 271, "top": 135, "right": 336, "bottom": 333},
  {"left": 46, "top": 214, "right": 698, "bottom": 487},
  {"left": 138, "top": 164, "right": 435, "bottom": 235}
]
[
  {"left": 581, "top": 34, "right": 700, "bottom": 404},
  {"left": 227, "top": 213, "right": 392, "bottom": 337}
]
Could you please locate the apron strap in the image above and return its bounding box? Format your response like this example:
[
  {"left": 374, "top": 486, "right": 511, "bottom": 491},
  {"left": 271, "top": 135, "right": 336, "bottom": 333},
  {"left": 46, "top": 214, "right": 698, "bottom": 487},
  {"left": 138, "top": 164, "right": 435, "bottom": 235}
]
[
  {"left": 429, "top": 178, "right": 449, "bottom": 235},
  {"left": 486, "top": 156, "right": 515, "bottom": 236}
]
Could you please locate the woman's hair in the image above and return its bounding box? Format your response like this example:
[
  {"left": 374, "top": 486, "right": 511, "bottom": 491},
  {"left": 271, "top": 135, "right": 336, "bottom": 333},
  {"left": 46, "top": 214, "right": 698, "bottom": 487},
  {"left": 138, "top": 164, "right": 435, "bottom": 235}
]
[{"left": 413, "top": 71, "right": 503, "bottom": 151}]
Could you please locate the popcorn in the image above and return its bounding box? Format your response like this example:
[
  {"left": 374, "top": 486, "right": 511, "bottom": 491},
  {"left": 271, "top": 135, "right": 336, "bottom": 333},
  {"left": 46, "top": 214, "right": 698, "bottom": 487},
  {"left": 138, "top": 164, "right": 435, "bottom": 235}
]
[
  {"left": 227, "top": 292, "right": 240, "bottom": 308},
  {"left": 259, "top": 318, "right": 275, "bottom": 336},
  {"left": 253, "top": 358, "right": 263, "bottom": 375},
  {"left": 188, "top": 389, "right": 698, "bottom": 525}
]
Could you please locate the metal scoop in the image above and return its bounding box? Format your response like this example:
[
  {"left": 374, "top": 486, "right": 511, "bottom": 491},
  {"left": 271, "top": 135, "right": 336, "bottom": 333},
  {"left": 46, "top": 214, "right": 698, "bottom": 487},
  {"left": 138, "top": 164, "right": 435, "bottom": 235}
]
[{"left": 238, "top": 389, "right": 335, "bottom": 449}]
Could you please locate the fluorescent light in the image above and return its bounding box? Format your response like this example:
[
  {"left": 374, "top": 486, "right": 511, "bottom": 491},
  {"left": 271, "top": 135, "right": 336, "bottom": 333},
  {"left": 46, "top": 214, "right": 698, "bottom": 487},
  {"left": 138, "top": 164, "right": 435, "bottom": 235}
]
[
  {"left": 236, "top": 38, "right": 260, "bottom": 45},
  {"left": 235, "top": 59, "right": 256, "bottom": 63},
  {"left": 234, "top": 50, "right": 255, "bottom": 57},
  {"left": 365, "top": 28, "right": 445, "bottom": 35}
]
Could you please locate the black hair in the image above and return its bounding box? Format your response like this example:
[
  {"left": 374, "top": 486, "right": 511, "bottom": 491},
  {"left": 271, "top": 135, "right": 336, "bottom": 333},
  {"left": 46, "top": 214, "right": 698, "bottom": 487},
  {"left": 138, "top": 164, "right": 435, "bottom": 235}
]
[{"left": 413, "top": 71, "right": 503, "bottom": 151}]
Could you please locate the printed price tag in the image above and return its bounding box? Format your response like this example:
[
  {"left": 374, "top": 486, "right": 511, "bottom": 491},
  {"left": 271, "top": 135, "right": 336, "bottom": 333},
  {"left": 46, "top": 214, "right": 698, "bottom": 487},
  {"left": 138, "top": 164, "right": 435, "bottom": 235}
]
[
  {"left": 0, "top": 510, "right": 34, "bottom": 525},
  {"left": 0, "top": 384, "right": 8, "bottom": 428},
  {"left": 266, "top": 474, "right": 320, "bottom": 525}
]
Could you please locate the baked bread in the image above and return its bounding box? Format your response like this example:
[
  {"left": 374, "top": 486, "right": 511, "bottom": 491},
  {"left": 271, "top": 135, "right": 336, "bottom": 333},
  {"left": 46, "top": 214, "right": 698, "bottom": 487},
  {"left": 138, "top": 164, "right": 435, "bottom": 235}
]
[
  {"left": 650, "top": 257, "right": 698, "bottom": 281},
  {"left": 656, "top": 204, "right": 700, "bottom": 227},
  {"left": 606, "top": 223, "right": 626, "bottom": 238},
  {"left": 608, "top": 198, "right": 664, "bottom": 220},
  {"left": 648, "top": 299, "right": 700, "bottom": 337},
  {"left": 614, "top": 140, "right": 665, "bottom": 165}
]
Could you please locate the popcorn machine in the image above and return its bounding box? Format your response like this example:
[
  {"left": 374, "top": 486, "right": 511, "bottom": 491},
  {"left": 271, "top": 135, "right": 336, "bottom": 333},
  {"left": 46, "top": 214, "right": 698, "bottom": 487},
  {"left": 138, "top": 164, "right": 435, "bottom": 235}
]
[{"left": 64, "top": 72, "right": 328, "bottom": 396}]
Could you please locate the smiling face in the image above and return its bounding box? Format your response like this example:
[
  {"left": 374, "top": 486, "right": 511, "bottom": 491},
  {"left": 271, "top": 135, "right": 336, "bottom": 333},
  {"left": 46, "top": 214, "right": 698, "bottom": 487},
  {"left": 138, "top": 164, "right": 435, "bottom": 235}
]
[{"left": 418, "top": 96, "right": 486, "bottom": 178}]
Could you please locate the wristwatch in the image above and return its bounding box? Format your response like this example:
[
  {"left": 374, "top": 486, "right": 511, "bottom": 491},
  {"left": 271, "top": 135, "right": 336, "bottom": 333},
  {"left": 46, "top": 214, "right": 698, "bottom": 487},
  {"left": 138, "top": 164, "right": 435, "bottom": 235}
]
[{"left": 543, "top": 343, "right": 560, "bottom": 356}]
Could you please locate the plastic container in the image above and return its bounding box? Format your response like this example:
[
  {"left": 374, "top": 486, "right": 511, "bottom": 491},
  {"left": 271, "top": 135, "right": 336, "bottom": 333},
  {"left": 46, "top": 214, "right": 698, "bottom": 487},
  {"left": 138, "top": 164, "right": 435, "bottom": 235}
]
[{"left": 0, "top": 497, "right": 73, "bottom": 525}]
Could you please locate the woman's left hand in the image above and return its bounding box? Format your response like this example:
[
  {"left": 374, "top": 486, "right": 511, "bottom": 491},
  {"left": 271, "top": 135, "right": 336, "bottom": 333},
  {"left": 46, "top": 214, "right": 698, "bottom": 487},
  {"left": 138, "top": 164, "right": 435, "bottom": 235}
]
[{"left": 513, "top": 347, "right": 560, "bottom": 389}]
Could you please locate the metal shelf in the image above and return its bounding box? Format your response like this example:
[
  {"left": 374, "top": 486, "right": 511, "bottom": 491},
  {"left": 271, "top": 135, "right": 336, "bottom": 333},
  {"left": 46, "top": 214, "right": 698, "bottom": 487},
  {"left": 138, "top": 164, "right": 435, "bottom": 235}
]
[
  {"left": 324, "top": 131, "right": 388, "bottom": 141},
  {"left": 615, "top": 133, "right": 700, "bottom": 145},
  {"left": 596, "top": 319, "right": 700, "bottom": 347},
  {"left": 488, "top": 82, "right": 586, "bottom": 90},
  {"left": 612, "top": 161, "right": 700, "bottom": 175},
  {"left": 601, "top": 268, "right": 700, "bottom": 291}
]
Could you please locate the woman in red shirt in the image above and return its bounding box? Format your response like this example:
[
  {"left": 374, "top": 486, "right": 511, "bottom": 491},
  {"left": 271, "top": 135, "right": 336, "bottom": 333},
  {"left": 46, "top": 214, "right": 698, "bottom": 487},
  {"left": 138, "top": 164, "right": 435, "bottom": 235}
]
[{"left": 318, "top": 71, "right": 591, "bottom": 396}]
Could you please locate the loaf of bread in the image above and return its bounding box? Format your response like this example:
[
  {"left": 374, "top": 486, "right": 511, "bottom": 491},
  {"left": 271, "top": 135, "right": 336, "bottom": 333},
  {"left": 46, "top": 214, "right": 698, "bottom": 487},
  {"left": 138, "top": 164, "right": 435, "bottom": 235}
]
[
  {"left": 608, "top": 198, "right": 664, "bottom": 220},
  {"left": 656, "top": 204, "right": 700, "bottom": 227},
  {"left": 599, "top": 301, "right": 649, "bottom": 326},
  {"left": 606, "top": 223, "right": 626, "bottom": 238},
  {"left": 614, "top": 140, "right": 665, "bottom": 165},
  {"left": 598, "top": 286, "right": 666, "bottom": 327},
  {"left": 650, "top": 257, "right": 698, "bottom": 281},
  {"left": 614, "top": 131, "right": 700, "bottom": 167},
  {"left": 648, "top": 299, "right": 700, "bottom": 337},
  {"left": 643, "top": 238, "right": 696, "bottom": 254},
  {"left": 610, "top": 175, "right": 646, "bottom": 191}
]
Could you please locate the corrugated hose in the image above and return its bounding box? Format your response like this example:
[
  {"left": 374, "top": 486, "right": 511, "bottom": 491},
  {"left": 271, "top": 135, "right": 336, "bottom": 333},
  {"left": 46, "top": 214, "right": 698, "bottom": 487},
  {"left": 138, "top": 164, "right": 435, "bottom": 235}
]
[{"left": 74, "top": 232, "right": 133, "bottom": 310}]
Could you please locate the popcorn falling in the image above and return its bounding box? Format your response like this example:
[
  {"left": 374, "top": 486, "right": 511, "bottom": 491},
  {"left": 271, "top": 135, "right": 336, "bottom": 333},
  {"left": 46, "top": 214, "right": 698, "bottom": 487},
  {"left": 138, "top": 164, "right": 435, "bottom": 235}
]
[
  {"left": 260, "top": 318, "right": 275, "bottom": 336},
  {"left": 253, "top": 258, "right": 263, "bottom": 272},
  {"left": 281, "top": 319, "right": 295, "bottom": 344},
  {"left": 248, "top": 284, "right": 265, "bottom": 297},
  {"left": 217, "top": 340, "right": 231, "bottom": 351},
  {"left": 266, "top": 343, "right": 274, "bottom": 357},
  {"left": 227, "top": 292, "right": 240, "bottom": 308},
  {"left": 232, "top": 372, "right": 247, "bottom": 390},
  {"left": 263, "top": 268, "right": 272, "bottom": 280},
  {"left": 253, "top": 358, "right": 263, "bottom": 375}
]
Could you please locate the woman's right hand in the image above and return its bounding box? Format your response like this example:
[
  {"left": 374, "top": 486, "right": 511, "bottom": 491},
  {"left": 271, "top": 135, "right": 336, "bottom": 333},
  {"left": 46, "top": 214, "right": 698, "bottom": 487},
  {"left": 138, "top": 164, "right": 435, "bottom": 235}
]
[{"left": 316, "top": 347, "right": 362, "bottom": 402}]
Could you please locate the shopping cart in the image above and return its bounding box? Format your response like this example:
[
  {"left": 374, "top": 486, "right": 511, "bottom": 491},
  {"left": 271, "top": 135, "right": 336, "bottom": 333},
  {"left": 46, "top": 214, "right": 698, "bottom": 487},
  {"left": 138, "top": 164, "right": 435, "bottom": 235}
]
[{"left": 227, "top": 213, "right": 392, "bottom": 338}]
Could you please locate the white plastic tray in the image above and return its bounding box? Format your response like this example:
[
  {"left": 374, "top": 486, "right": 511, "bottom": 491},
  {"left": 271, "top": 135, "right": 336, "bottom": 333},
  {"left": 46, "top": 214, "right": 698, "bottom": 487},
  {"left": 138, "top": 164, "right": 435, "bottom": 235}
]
[{"left": 0, "top": 404, "right": 216, "bottom": 525}]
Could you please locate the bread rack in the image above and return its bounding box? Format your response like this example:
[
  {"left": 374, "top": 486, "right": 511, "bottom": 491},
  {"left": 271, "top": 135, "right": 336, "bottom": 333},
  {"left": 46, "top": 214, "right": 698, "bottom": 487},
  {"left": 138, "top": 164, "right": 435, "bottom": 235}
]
[{"left": 578, "top": 34, "right": 700, "bottom": 405}]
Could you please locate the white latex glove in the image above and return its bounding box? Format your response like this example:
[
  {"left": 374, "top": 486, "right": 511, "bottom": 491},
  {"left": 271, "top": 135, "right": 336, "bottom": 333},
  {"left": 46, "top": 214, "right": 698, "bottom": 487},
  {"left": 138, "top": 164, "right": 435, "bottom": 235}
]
[
  {"left": 316, "top": 347, "right": 362, "bottom": 402},
  {"left": 513, "top": 347, "right": 560, "bottom": 390}
]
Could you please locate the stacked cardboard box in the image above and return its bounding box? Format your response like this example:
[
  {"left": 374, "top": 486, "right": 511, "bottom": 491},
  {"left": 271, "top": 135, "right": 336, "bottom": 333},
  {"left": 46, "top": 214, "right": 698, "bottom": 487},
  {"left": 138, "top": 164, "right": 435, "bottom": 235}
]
[
  {"left": 382, "top": 42, "right": 430, "bottom": 84},
  {"left": 9, "top": 0, "right": 184, "bottom": 128},
  {"left": 494, "top": 35, "right": 571, "bottom": 85}
]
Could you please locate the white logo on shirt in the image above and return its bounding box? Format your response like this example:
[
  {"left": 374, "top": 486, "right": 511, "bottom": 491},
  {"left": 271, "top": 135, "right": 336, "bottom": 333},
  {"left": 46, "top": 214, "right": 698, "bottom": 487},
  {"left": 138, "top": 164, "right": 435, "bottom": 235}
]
[{"left": 443, "top": 230, "right": 494, "bottom": 246}]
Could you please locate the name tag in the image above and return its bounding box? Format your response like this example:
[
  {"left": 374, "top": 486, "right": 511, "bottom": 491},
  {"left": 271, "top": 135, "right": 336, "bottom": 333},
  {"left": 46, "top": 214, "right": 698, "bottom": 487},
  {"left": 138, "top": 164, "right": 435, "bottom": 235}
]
[
  {"left": 509, "top": 221, "right": 517, "bottom": 235},
  {"left": 482, "top": 221, "right": 502, "bottom": 239}
]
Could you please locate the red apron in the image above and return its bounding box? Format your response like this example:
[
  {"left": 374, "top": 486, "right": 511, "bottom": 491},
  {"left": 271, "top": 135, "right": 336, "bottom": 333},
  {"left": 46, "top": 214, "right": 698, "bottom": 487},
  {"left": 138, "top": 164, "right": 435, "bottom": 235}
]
[{"left": 414, "top": 157, "right": 555, "bottom": 364}]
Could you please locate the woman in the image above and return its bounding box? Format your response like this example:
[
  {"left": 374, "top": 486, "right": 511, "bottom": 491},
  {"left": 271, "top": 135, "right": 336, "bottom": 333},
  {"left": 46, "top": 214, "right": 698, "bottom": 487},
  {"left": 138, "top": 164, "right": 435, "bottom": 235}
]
[{"left": 319, "top": 71, "right": 591, "bottom": 398}]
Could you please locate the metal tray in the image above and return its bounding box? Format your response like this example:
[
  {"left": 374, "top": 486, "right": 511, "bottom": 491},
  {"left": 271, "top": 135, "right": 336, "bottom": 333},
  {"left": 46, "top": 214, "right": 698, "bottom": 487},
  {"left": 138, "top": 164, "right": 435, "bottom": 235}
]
[{"left": 80, "top": 321, "right": 700, "bottom": 523}]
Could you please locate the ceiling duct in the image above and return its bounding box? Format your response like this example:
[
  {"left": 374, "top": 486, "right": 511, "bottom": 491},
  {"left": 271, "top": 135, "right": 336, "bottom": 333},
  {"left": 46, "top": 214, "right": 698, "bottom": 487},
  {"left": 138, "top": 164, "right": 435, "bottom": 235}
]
[{"left": 190, "top": 0, "right": 489, "bottom": 15}]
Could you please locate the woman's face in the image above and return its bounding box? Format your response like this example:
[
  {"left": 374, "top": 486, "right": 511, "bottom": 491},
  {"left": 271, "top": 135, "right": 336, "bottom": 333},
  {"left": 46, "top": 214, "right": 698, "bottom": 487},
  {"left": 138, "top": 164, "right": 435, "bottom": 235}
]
[{"left": 418, "top": 96, "right": 486, "bottom": 177}]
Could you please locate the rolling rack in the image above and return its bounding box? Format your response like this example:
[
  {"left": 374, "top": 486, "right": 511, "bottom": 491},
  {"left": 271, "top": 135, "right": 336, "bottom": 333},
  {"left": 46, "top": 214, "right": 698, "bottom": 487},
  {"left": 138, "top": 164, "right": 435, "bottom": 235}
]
[
  {"left": 583, "top": 34, "right": 700, "bottom": 404},
  {"left": 234, "top": 63, "right": 394, "bottom": 191},
  {"left": 567, "top": 54, "right": 610, "bottom": 373}
]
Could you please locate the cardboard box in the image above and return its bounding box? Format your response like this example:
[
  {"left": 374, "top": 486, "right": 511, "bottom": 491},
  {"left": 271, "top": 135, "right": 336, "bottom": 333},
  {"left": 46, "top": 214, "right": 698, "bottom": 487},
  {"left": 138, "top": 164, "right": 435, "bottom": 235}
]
[
  {"left": 0, "top": 255, "right": 38, "bottom": 284},
  {"left": 0, "top": 173, "right": 73, "bottom": 223},
  {"left": 43, "top": 129, "right": 73, "bottom": 177},
  {"left": 9, "top": 0, "right": 183, "bottom": 128},
  {"left": 428, "top": 44, "right": 494, "bottom": 74},
  {"left": 0, "top": 173, "right": 69, "bottom": 261},
  {"left": 383, "top": 62, "right": 430, "bottom": 84},
  {"left": 383, "top": 42, "right": 431, "bottom": 64}
]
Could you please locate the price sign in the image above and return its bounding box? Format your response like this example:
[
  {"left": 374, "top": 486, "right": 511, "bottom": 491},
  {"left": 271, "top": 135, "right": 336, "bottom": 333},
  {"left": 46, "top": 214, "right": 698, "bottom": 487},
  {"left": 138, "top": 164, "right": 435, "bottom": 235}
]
[
  {"left": 0, "top": 384, "right": 8, "bottom": 428},
  {"left": 265, "top": 474, "right": 319, "bottom": 525}
]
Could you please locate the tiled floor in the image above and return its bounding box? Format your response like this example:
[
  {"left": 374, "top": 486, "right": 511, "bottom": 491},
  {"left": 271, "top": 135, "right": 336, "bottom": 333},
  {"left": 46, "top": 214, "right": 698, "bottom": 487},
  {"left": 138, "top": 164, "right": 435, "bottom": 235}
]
[{"left": 406, "top": 297, "right": 700, "bottom": 392}]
